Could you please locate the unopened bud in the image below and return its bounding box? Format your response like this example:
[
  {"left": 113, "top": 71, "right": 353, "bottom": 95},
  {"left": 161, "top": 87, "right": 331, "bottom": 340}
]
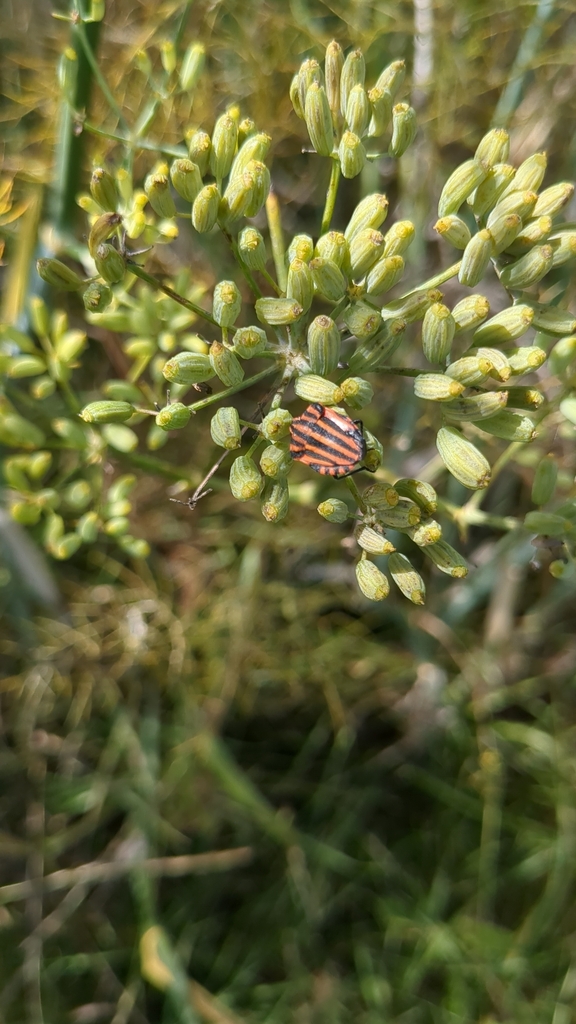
[
  {"left": 374, "top": 59, "right": 406, "bottom": 99},
  {"left": 349, "top": 228, "right": 385, "bottom": 277},
  {"left": 354, "top": 524, "right": 395, "bottom": 555},
  {"left": 531, "top": 455, "right": 558, "bottom": 505},
  {"left": 504, "top": 152, "right": 547, "bottom": 197},
  {"left": 472, "top": 304, "right": 534, "bottom": 346},
  {"left": 443, "top": 390, "right": 508, "bottom": 422},
  {"left": 229, "top": 455, "right": 263, "bottom": 501},
  {"left": 377, "top": 499, "right": 421, "bottom": 529},
  {"left": 83, "top": 281, "right": 113, "bottom": 312},
  {"left": 507, "top": 345, "right": 547, "bottom": 375},
  {"left": 261, "top": 480, "right": 290, "bottom": 522},
  {"left": 238, "top": 227, "right": 267, "bottom": 272},
  {"left": 213, "top": 281, "right": 242, "bottom": 327},
  {"left": 446, "top": 355, "right": 492, "bottom": 385},
  {"left": 210, "top": 406, "right": 242, "bottom": 449},
  {"left": 287, "top": 259, "right": 314, "bottom": 312},
  {"left": 471, "top": 347, "right": 511, "bottom": 382},
  {"left": 469, "top": 163, "right": 516, "bottom": 217},
  {"left": 294, "top": 374, "right": 343, "bottom": 405},
  {"left": 363, "top": 429, "right": 383, "bottom": 471},
  {"left": 475, "top": 128, "right": 510, "bottom": 166},
  {"left": 179, "top": 42, "right": 205, "bottom": 91},
  {"left": 382, "top": 288, "right": 442, "bottom": 325},
  {"left": 340, "top": 49, "right": 365, "bottom": 118},
  {"left": 298, "top": 58, "right": 323, "bottom": 112},
  {"left": 436, "top": 425, "right": 491, "bottom": 489},
  {"left": 315, "top": 231, "right": 349, "bottom": 269},
  {"left": 501, "top": 387, "right": 543, "bottom": 410},
  {"left": 242, "top": 160, "right": 270, "bottom": 217},
  {"left": 144, "top": 172, "right": 176, "bottom": 218},
  {"left": 325, "top": 40, "right": 344, "bottom": 125},
  {"left": 524, "top": 511, "right": 571, "bottom": 536},
  {"left": 288, "top": 234, "right": 314, "bottom": 264},
  {"left": 309, "top": 257, "right": 346, "bottom": 301},
  {"left": 388, "top": 552, "right": 425, "bottom": 604},
  {"left": 307, "top": 315, "right": 341, "bottom": 375},
  {"left": 355, "top": 557, "right": 390, "bottom": 601},
  {"left": 341, "top": 376, "right": 373, "bottom": 409},
  {"left": 290, "top": 74, "right": 304, "bottom": 119},
  {"left": 232, "top": 325, "right": 267, "bottom": 359},
  {"left": 549, "top": 335, "right": 576, "bottom": 374},
  {"left": 529, "top": 305, "right": 576, "bottom": 336},
  {"left": 162, "top": 351, "right": 214, "bottom": 384},
  {"left": 209, "top": 340, "right": 244, "bottom": 386},
  {"left": 170, "top": 159, "right": 202, "bottom": 202},
  {"left": 382, "top": 220, "right": 415, "bottom": 256},
  {"left": 365, "top": 254, "right": 404, "bottom": 296},
  {"left": 77, "top": 511, "right": 99, "bottom": 543},
  {"left": 479, "top": 411, "right": 536, "bottom": 441},
  {"left": 499, "top": 244, "right": 553, "bottom": 289},
  {"left": 62, "top": 480, "right": 92, "bottom": 510},
  {"left": 533, "top": 182, "right": 574, "bottom": 218},
  {"left": 458, "top": 229, "right": 493, "bottom": 287},
  {"left": 305, "top": 82, "right": 334, "bottom": 156},
  {"left": 363, "top": 483, "right": 399, "bottom": 509},
  {"left": 452, "top": 294, "right": 490, "bottom": 333},
  {"left": 406, "top": 519, "right": 443, "bottom": 546},
  {"left": 255, "top": 297, "right": 303, "bottom": 325},
  {"left": 36, "top": 258, "right": 84, "bottom": 291},
  {"left": 230, "top": 132, "right": 271, "bottom": 178},
  {"left": 367, "top": 85, "right": 393, "bottom": 137},
  {"left": 94, "top": 243, "right": 126, "bottom": 284},
  {"left": 394, "top": 478, "right": 438, "bottom": 515},
  {"left": 260, "top": 408, "right": 292, "bottom": 441},
  {"left": 488, "top": 213, "right": 523, "bottom": 254},
  {"left": 56, "top": 329, "right": 87, "bottom": 364},
  {"left": 438, "top": 159, "right": 488, "bottom": 217},
  {"left": 338, "top": 131, "right": 366, "bottom": 179},
  {"left": 90, "top": 167, "right": 118, "bottom": 212},
  {"left": 188, "top": 130, "right": 211, "bottom": 175},
  {"left": 414, "top": 373, "right": 464, "bottom": 401},
  {"left": 346, "top": 84, "right": 370, "bottom": 137},
  {"left": 342, "top": 300, "right": 381, "bottom": 338},
  {"left": 155, "top": 402, "right": 191, "bottom": 430},
  {"left": 506, "top": 216, "right": 552, "bottom": 255},
  {"left": 318, "top": 498, "right": 349, "bottom": 523},
  {"left": 52, "top": 417, "right": 87, "bottom": 448},
  {"left": 220, "top": 169, "right": 255, "bottom": 222},
  {"left": 486, "top": 189, "right": 537, "bottom": 229},
  {"left": 192, "top": 184, "right": 220, "bottom": 232},
  {"left": 389, "top": 103, "right": 417, "bottom": 158},
  {"left": 80, "top": 400, "right": 133, "bottom": 423},
  {"left": 210, "top": 114, "right": 238, "bottom": 180},
  {"left": 434, "top": 215, "right": 472, "bottom": 250},
  {"left": 260, "top": 444, "right": 292, "bottom": 478},
  {"left": 7, "top": 355, "right": 46, "bottom": 378},
  {"left": 424, "top": 539, "right": 468, "bottom": 577},
  {"left": 422, "top": 303, "right": 455, "bottom": 364},
  {"left": 549, "top": 231, "right": 576, "bottom": 269},
  {"left": 345, "top": 193, "right": 389, "bottom": 242}
]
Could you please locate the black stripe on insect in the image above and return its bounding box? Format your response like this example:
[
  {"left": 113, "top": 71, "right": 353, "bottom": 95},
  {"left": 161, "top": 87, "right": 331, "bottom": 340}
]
[{"left": 289, "top": 402, "right": 376, "bottom": 478}]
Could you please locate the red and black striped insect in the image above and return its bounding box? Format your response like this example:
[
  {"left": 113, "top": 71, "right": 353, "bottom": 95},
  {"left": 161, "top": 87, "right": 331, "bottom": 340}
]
[{"left": 290, "top": 402, "right": 371, "bottom": 478}]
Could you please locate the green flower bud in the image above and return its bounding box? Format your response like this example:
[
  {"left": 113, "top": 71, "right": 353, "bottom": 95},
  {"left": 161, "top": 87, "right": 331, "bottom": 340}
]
[
  {"left": 118, "top": 535, "right": 151, "bottom": 558},
  {"left": 232, "top": 325, "right": 268, "bottom": 359},
  {"left": 260, "top": 443, "right": 293, "bottom": 478},
  {"left": 342, "top": 300, "right": 381, "bottom": 338},
  {"left": 230, "top": 455, "right": 263, "bottom": 501},
  {"left": 298, "top": 58, "right": 323, "bottom": 112},
  {"left": 87, "top": 211, "right": 123, "bottom": 257},
  {"left": 94, "top": 243, "right": 126, "bottom": 284},
  {"left": 80, "top": 400, "right": 133, "bottom": 423},
  {"left": 505, "top": 152, "right": 548, "bottom": 198},
  {"left": 346, "top": 84, "right": 370, "bottom": 137},
  {"left": 424, "top": 539, "right": 468, "bottom": 577},
  {"left": 288, "top": 234, "right": 314, "bottom": 264},
  {"left": 528, "top": 305, "right": 576, "bottom": 336},
  {"left": 524, "top": 511, "right": 571, "bottom": 537},
  {"left": 486, "top": 189, "right": 538, "bottom": 229},
  {"left": 192, "top": 184, "right": 220, "bottom": 232},
  {"left": 406, "top": 519, "right": 443, "bottom": 546},
  {"left": 239, "top": 118, "right": 256, "bottom": 142},
  {"left": 124, "top": 338, "right": 155, "bottom": 360},
  {"left": 26, "top": 451, "right": 52, "bottom": 480},
  {"left": 58, "top": 45, "right": 77, "bottom": 100},
  {"left": 179, "top": 42, "right": 205, "bottom": 91},
  {"left": 374, "top": 58, "right": 406, "bottom": 98},
  {"left": 475, "top": 128, "right": 510, "bottom": 166},
  {"left": 170, "top": 159, "right": 202, "bottom": 202},
  {"left": 422, "top": 303, "right": 455, "bottom": 364},
  {"left": 260, "top": 408, "right": 292, "bottom": 440},
  {"left": 436, "top": 425, "right": 491, "bottom": 489},
  {"left": 533, "top": 182, "right": 574, "bottom": 218},
  {"left": 531, "top": 455, "right": 558, "bottom": 506},
  {"left": 155, "top": 402, "right": 191, "bottom": 430},
  {"left": 188, "top": 130, "right": 211, "bottom": 176},
  {"left": 287, "top": 258, "right": 314, "bottom": 312},
  {"left": 341, "top": 376, "right": 373, "bottom": 409},
  {"left": 434, "top": 215, "right": 472, "bottom": 250},
  {"left": 347, "top": 319, "right": 406, "bottom": 374},
  {"left": 83, "top": 281, "right": 113, "bottom": 312},
  {"left": 305, "top": 82, "right": 334, "bottom": 156},
  {"left": 90, "top": 167, "right": 118, "bottom": 212},
  {"left": 507, "top": 345, "right": 547, "bottom": 375},
  {"left": 550, "top": 335, "right": 576, "bottom": 374},
  {"left": 101, "top": 423, "right": 138, "bottom": 452},
  {"left": 488, "top": 213, "right": 523, "bottom": 254},
  {"left": 325, "top": 40, "right": 344, "bottom": 124},
  {"left": 52, "top": 417, "right": 87, "bottom": 448},
  {"left": 458, "top": 229, "right": 493, "bottom": 287},
  {"left": 62, "top": 480, "right": 92, "bottom": 510},
  {"left": 472, "top": 304, "right": 534, "bottom": 346},
  {"left": 355, "top": 557, "right": 390, "bottom": 601},
  {"left": 363, "top": 482, "right": 399, "bottom": 509},
  {"left": 549, "top": 231, "right": 576, "bottom": 269},
  {"left": 382, "top": 288, "right": 443, "bottom": 325},
  {"left": 443, "top": 390, "right": 508, "bottom": 422},
  {"left": 354, "top": 524, "right": 395, "bottom": 555},
  {"left": 345, "top": 193, "right": 389, "bottom": 242},
  {"left": 105, "top": 498, "right": 132, "bottom": 518},
  {"left": 561, "top": 397, "right": 576, "bottom": 425},
  {"left": 394, "top": 478, "right": 438, "bottom": 515},
  {"left": 338, "top": 131, "right": 366, "bottom": 179},
  {"left": 6, "top": 354, "right": 46, "bottom": 378},
  {"left": 438, "top": 159, "right": 488, "bottom": 217},
  {"left": 85, "top": 309, "right": 132, "bottom": 331},
  {"left": 294, "top": 374, "right": 344, "bottom": 405},
  {"left": 160, "top": 39, "right": 176, "bottom": 74},
  {"left": 340, "top": 48, "right": 365, "bottom": 118},
  {"left": 414, "top": 373, "right": 465, "bottom": 401},
  {"left": 470, "top": 347, "right": 511, "bottom": 382},
  {"left": 219, "top": 169, "right": 255, "bottom": 222},
  {"left": 500, "top": 386, "right": 544, "bottom": 410},
  {"left": 261, "top": 479, "right": 290, "bottom": 522},
  {"left": 213, "top": 280, "right": 242, "bottom": 327},
  {"left": 3, "top": 456, "right": 29, "bottom": 491},
  {"left": 77, "top": 511, "right": 99, "bottom": 543},
  {"left": 144, "top": 172, "right": 176, "bottom": 218},
  {"left": 315, "top": 231, "right": 349, "bottom": 269},
  {"left": 468, "top": 164, "right": 514, "bottom": 215},
  {"left": 451, "top": 294, "right": 490, "bottom": 333},
  {"left": 382, "top": 220, "right": 415, "bottom": 257},
  {"left": 317, "top": 498, "right": 349, "bottom": 523},
  {"left": 307, "top": 315, "right": 341, "bottom": 375},
  {"left": 210, "top": 406, "right": 242, "bottom": 450},
  {"left": 479, "top": 411, "right": 536, "bottom": 441},
  {"left": 36, "top": 258, "right": 84, "bottom": 291},
  {"left": 162, "top": 351, "right": 214, "bottom": 384},
  {"left": 367, "top": 85, "right": 393, "bottom": 137},
  {"left": 377, "top": 499, "right": 421, "bottom": 529},
  {"left": 363, "top": 432, "right": 384, "bottom": 472},
  {"left": 56, "top": 330, "right": 87, "bottom": 365},
  {"left": 365, "top": 254, "right": 404, "bottom": 296},
  {"left": 499, "top": 244, "right": 554, "bottom": 289},
  {"left": 103, "top": 515, "right": 130, "bottom": 537},
  {"left": 209, "top": 340, "right": 244, "bottom": 386},
  {"left": 0, "top": 413, "right": 46, "bottom": 449},
  {"left": 210, "top": 114, "right": 238, "bottom": 180},
  {"left": 230, "top": 132, "right": 271, "bottom": 179},
  {"left": 349, "top": 228, "right": 385, "bottom": 277},
  {"left": 52, "top": 534, "right": 82, "bottom": 560},
  {"left": 146, "top": 424, "right": 168, "bottom": 450},
  {"left": 290, "top": 73, "right": 304, "bottom": 118},
  {"left": 243, "top": 160, "right": 270, "bottom": 217},
  {"left": 389, "top": 103, "right": 417, "bottom": 158},
  {"left": 309, "top": 257, "right": 347, "bottom": 300},
  {"left": 388, "top": 552, "right": 426, "bottom": 604},
  {"left": 255, "top": 297, "right": 303, "bottom": 325},
  {"left": 238, "top": 228, "right": 267, "bottom": 272},
  {"left": 506, "top": 216, "right": 552, "bottom": 255},
  {"left": 9, "top": 499, "right": 40, "bottom": 525},
  {"left": 446, "top": 356, "right": 492, "bottom": 386}
]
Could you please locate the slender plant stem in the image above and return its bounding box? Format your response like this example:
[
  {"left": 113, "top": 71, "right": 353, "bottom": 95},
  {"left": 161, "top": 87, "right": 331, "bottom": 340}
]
[
  {"left": 439, "top": 498, "right": 519, "bottom": 533},
  {"left": 345, "top": 476, "right": 367, "bottom": 513},
  {"left": 265, "top": 190, "right": 287, "bottom": 292},
  {"left": 82, "top": 121, "right": 188, "bottom": 159},
  {"left": 391, "top": 261, "right": 462, "bottom": 303},
  {"left": 321, "top": 159, "right": 341, "bottom": 235},
  {"left": 115, "top": 451, "right": 196, "bottom": 484},
  {"left": 378, "top": 366, "right": 421, "bottom": 377},
  {"left": 126, "top": 262, "right": 218, "bottom": 326},
  {"left": 220, "top": 227, "right": 262, "bottom": 298},
  {"left": 261, "top": 268, "right": 282, "bottom": 296},
  {"left": 491, "top": 0, "right": 558, "bottom": 128},
  {"left": 187, "top": 365, "right": 279, "bottom": 412},
  {"left": 73, "top": 20, "right": 129, "bottom": 129}
]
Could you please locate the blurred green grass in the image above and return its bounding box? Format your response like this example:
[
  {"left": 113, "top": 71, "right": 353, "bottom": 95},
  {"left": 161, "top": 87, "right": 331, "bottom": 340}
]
[{"left": 2, "top": 0, "right": 576, "bottom": 1021}]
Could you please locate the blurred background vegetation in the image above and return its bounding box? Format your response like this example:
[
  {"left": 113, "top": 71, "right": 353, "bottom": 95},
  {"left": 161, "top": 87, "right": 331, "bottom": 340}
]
[{"left": 2, "top": 0, "right": 576, "bottom": 1021}]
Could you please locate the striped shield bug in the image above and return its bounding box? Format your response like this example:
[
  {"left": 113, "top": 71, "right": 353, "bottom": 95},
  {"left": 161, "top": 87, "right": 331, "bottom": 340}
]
[{"left": 289, "top": 402, "right": 374, "bottom": 477}]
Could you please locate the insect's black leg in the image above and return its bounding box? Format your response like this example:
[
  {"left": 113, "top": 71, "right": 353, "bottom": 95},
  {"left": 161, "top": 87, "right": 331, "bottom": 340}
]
[{"left": 353, "top": 420, "right": 363, "bottom": 432}]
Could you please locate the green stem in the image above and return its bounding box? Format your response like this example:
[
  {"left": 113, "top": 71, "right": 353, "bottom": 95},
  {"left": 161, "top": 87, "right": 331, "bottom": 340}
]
[
  {"left": 187, "top": 365, "right": 279, "bottom": 412},
  {"left": 439, "top": 498, "right": 519, "bottom": 533},
  {"left": 394, "top": 261, "right": 462, "bottom": 302},
  {"left": 265, "top": 191, "right": 287, "bottom": 292},
  {"left": 115, "top": 450, "right": 196, "bottom": 484},
  {"left": 321, "top": 159, "right": 341, "bottom": 235},
  {"left": 82, "top": 121, "right": 188, "bottom": 159},
  {"left": 378, "top": 366, "right": 421, "bottom": 377},
  {"left": 73, "top": 20, "right": 128, "bottom": 129},
  {"left": 345, "top": 476, "right": 367, "bottom": 514},
  {"left": 491, "top": 0, "right": 558, "bottom": 128},
  {"left": 220, "top": 227, "right": 262, "bottom": 298},
  {"left": 261, "top": 268, "right": 282, "bottom": 296},
  {"left": 126, "top": 262, "right": 218, "bottom": 326}
]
